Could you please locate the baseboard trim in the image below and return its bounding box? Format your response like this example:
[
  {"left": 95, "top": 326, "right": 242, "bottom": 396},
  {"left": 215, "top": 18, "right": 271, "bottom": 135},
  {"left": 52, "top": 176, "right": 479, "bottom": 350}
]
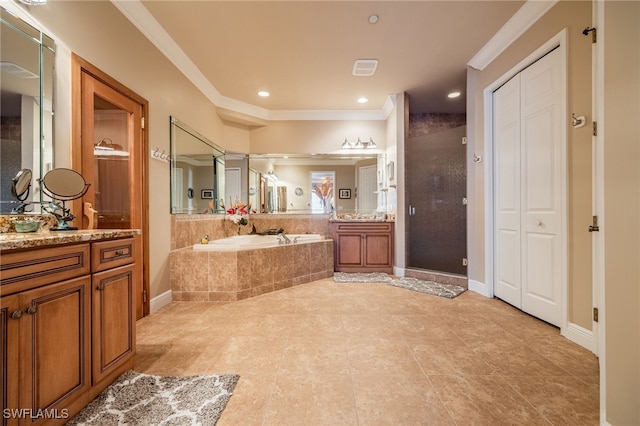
[
  {"left": 561, "top": 322, "right": 595, "bottom": 353},
  {"left": 468, "top": 279, "right": 491, "bottom": 297},
  {"left": 150, "top": 290, "right": 172, "bottom": 314},
  {"left": 393, "top": 266, "right": 406, "bottom": 277}
]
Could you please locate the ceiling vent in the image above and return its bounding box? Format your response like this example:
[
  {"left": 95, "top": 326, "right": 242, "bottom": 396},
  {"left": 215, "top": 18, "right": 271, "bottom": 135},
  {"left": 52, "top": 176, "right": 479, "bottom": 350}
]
[{"left": 352, "top": 59, "right": 378, "bottom": 77}]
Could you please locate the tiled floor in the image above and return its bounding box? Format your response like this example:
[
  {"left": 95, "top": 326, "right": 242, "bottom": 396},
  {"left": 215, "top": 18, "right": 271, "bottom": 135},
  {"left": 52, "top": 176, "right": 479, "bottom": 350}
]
[{"left": 135, "top": 278, "right": 599, "bottom": 425}]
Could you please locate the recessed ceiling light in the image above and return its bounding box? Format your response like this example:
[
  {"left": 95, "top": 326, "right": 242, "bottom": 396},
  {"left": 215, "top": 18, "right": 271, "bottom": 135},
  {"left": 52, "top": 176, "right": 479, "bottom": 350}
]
[
  {"left": 357, "top": 97, "right": 369, "bottom": 104},
  {"left": 368, "top": 14, "right": 379, "bottom": 24},
  {"left": 448, "top": 91, "right": 461, "bottom": 99},
  {"left": 257, "top": 90, "right": 270, "bottom": 97}
]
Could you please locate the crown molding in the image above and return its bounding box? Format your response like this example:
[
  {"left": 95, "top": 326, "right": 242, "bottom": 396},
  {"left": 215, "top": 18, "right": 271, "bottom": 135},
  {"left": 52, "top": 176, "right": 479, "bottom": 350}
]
[
  {"left": 111, "top": 0, "right": 390, "bottom": 122},
  {"left": 467, "top": 0, "right": 558, "bottom": 71}
]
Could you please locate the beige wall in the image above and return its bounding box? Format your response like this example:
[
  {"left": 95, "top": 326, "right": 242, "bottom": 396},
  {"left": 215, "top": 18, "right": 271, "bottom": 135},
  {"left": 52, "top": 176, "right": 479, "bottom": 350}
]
[
  {"left": 250, "top": 120, "right": 387, "bottom": 154},
  {"left": 17, "top": 1, "right": 392, "bottom": 302},
  {"left": 467, "top": 1, "right": 593, "bottom": 329},
  {"left": 23, "top": 1, "right": 230, "bottom": 300},
  {"left": 603, "top": 2, "right": 640, "bottom": 424}
]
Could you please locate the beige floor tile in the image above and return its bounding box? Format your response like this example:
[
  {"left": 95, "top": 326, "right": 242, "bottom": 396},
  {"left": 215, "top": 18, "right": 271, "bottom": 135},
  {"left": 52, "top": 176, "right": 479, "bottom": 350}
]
[
  {"left": 279, "top": 336, "right": 350, "bottom": 374},
  {"left": 410, "top": 337, "right": 496, "bottom": 376},
  {"left": 217, "top": 373, "right": 277, "bottom": 426},
  {"left": 134, "top": 280, "right": 600, "bottom": 426},
  {"left": 263, "top": 373, "right": 358, "bottom": 426},
  {"left": 352, "top": 373, "right": 455, "bottom": 425},
  {"left": 508, "top": 376, "right": 600, "bottom": 425},
  {"left": 346, "top": 337, "right": 424, "bottom": 374},
  {"left": 429, "top": 374, "right": 553, "bottom": 425}
]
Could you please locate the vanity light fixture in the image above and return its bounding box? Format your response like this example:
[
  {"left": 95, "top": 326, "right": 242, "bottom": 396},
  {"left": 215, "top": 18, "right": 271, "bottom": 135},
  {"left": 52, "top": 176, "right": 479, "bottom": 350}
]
[{"left": 341, "top": 137, "right": 377, "bottom": 149}]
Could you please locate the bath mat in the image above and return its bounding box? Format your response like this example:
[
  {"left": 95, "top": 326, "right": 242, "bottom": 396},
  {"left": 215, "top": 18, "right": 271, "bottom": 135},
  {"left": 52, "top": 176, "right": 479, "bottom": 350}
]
[
  {"left": 67, "top": 370, "right": 239, "bottom": 425},
  {"left": 334, "top": 272, "right": 466, "bottom": 299},
  {"left": 333, "top": 272, "right": 393, "bottom": 283}
]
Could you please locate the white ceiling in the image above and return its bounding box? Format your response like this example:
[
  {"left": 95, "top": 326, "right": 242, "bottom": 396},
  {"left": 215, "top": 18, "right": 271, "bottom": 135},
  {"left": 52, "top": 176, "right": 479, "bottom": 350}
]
[{"left": 124, "top": 1, "right": 526, "bottom": 118}]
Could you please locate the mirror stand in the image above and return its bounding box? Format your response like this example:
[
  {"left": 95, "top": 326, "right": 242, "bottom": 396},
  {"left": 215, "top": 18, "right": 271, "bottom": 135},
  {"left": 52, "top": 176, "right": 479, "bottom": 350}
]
[{"left": 39, "top": 168, "right": 90, "bottom": 231}]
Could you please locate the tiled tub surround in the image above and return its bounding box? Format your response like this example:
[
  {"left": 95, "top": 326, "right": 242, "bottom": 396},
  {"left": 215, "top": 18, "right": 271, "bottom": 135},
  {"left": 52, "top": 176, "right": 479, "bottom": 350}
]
[
  {"left": 170, "top": 237, "right": 334, "bottom": 302},
  {"left": 171, "top": 214, "right": 332, "bottom": 250}
]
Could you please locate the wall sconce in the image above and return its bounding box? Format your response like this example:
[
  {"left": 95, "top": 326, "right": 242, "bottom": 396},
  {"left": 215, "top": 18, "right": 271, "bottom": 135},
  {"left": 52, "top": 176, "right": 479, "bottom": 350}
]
[{"left": 341, "top": 137, "right": 377, "bottom": 149}]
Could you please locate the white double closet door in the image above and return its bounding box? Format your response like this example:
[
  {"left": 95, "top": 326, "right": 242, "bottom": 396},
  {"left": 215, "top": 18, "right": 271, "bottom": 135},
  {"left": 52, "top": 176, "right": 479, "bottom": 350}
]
[{"left": 493, "top": 48, "right": 564, "bottom": 327}]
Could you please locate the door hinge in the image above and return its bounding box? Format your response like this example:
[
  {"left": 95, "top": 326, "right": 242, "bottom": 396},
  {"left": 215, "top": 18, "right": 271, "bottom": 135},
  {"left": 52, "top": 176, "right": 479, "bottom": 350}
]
[
  {"left": 462, "top": 136, "right": 467, "bottom": 145},
  {"left": 462, "top": 258, "right": 468, "bottom": 267},
  {"left": 143, "top": 289, "right": 148, "bottom": 303},
  {"left": 462, "top": 197, "right": 468, "bottom": 205},
  {"left": 588, "top": 215, "right": 600, "bottom": 232},
  {"left": 592, "top": 121, "right": 597, "bottom": 136},
  {"left": 141, "top": 117, "right": 145, "bottom": 129},
  {"left": 593, "top": 307, "right": 599, "bottom": 322}
]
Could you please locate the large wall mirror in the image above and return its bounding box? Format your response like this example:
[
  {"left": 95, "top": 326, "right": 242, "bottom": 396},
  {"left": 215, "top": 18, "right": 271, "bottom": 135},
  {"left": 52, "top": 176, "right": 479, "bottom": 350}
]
[
  {"left": 245, "top": 153, "right": 386, "bottom": 214},
  {"left": 170, "top": 117, "right": 225, "bottom": 214},
  {"left": 0, "top": 7, "right": 55, "bottom": 214}
]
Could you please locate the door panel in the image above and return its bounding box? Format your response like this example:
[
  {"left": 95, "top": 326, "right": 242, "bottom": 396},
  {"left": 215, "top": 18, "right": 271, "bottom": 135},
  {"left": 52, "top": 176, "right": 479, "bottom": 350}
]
[
  {"left": 406, "top": 125, "right": 467, "bottom": 275},
  {"left": 494, "top": 76, "right": 522, "bottom": 308},
  {"left": 78, "top": 68, "right": 146, "bottom": 320},
  {"left": 520, "top": 49, "right": 563, "bottom": 325},
  {"left": 493, "top": 48, "right": 563, "bottom": 326}
]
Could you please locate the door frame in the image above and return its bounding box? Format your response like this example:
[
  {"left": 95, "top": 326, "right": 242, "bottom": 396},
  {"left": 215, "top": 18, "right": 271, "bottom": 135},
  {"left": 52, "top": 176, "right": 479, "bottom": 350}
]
[
  {"left": 71, "top": 53, "right": 150, "bottom": 317},
  {"left": 482, "top": 30, "right": 584, "bottom": 347}
]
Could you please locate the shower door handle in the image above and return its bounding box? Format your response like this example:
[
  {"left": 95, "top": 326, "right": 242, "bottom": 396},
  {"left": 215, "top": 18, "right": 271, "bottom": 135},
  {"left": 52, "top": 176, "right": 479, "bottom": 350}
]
[{"left": 408, "top": 205, "right": 416, "bottom": 216}]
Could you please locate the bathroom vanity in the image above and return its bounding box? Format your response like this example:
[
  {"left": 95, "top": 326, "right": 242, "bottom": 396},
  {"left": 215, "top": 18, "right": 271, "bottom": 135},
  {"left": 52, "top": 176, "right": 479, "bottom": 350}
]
[
  {"left": 330, "top": 220, "right": 394, "bottom": 274},
  {"left": 0, "top": 229, "right": 139, "bottom": 425}
]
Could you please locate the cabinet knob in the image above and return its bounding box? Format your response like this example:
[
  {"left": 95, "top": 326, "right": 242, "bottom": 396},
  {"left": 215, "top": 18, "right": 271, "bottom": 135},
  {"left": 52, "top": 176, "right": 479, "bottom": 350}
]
[
  {"left": 96, "top": 283, "right": 105, "bottom": 291},
  {"left": 115, "top": 250, "right": 125, "bottom": 256},
  {"left": 26, "top": 306, "right": 37, "bottom": 315},
  {"left": 10, "top": 310, "right": 23, "bottom": 320}
]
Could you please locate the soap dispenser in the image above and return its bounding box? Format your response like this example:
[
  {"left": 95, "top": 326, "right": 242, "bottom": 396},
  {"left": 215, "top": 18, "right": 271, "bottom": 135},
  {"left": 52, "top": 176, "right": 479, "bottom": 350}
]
[{"left": 201, "top": 234, "right": 209, "bottom": 244}]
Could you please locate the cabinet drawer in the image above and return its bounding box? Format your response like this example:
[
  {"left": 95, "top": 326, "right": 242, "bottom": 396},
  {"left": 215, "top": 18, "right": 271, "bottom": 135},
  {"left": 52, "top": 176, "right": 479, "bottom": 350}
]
[
  {"left": 331, "top": 222, "right": 393, "bottom": 233},
  {"left": 0, "top": 244, "right": 90, "bottom": 295},
  {"left": 91, "top": 238, "right": 135, "bottom": 273}
]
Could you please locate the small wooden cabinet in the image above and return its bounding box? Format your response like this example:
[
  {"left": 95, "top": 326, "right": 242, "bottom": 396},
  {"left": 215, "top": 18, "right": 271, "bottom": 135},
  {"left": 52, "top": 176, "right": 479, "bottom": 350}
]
[
  {"left": 0, "top": 237, "right": 136, "bottom": 425},
  {"left": 330, "top": 221, "right": 394, "bottom": 274}
]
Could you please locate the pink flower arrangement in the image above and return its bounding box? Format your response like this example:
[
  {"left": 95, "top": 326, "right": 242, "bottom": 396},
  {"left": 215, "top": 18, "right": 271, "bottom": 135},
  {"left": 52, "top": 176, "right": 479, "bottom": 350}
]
[{"left": 226, "top": 202, "right": 250, "bottom": 226}]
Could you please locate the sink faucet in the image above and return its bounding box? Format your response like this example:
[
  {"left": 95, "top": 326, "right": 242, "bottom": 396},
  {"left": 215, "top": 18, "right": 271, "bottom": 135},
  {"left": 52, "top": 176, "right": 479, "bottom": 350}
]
[{"left": 277, "top": 231, "right": 291, "bottom": 244}]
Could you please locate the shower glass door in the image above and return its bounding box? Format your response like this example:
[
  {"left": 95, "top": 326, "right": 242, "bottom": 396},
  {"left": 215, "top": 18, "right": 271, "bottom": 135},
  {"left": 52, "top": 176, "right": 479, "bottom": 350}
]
[{"left": 406, "top": 125, "right": 467, "bottom": 275}]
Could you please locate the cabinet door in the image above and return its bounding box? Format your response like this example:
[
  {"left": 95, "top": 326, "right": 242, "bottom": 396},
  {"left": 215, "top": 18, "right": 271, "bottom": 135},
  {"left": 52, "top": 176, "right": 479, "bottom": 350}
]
[
  {"left": 1, "top": 295, "right": 20, "bottom": 426},
  {"left": 334, "top": 233, "right": 364, "bottom": 269},
  {"left": 92, "top": 264, "right": 135, "bottom": 384},
  {"left": 364, "top": 233, "right": 393, "bottom": 268},
  {"left": 19, "top": 276, "right": 91, "bottom": 424}
]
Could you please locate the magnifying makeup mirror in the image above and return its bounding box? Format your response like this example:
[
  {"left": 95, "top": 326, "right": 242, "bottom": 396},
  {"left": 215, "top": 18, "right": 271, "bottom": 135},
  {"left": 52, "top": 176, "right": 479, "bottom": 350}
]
[
  {"left": 39, "top": 168, "right": 90, "bottom": 230},
  {"left": 10, "top": 169, "right": 32, "bottom": 213}
]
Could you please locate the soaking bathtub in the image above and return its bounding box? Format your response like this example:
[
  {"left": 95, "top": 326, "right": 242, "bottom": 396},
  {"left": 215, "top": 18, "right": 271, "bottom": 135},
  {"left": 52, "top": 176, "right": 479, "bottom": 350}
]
[{"left": 192, "top": 233, "right": 323, "bottom": 251}]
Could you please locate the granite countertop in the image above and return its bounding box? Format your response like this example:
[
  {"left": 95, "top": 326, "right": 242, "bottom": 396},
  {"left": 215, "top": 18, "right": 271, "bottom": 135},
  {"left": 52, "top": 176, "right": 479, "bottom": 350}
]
[{"left": 0, "top": 229, "right": 141, "bottom": 251}]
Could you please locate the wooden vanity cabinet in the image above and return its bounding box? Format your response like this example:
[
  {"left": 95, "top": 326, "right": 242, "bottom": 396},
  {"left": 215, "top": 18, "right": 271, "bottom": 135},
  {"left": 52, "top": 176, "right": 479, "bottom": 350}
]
[
  {"left": 0, "top": 237, "right": 137, "bottom": 425},
  {"left": 330, "top": 222, "right": 394, "bottom": 274},
  {"left": 1, "top": 244, "right": 91, "bottom": 425},
  {"left": 90, "top": 238, "right": 136, "bottom": 392}
]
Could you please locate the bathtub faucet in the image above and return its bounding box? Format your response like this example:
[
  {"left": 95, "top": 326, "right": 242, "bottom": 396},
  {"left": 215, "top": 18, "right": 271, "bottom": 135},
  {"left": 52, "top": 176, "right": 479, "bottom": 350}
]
[{"left": 277, "top": 231, "right": 291, "bottom": 244}]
